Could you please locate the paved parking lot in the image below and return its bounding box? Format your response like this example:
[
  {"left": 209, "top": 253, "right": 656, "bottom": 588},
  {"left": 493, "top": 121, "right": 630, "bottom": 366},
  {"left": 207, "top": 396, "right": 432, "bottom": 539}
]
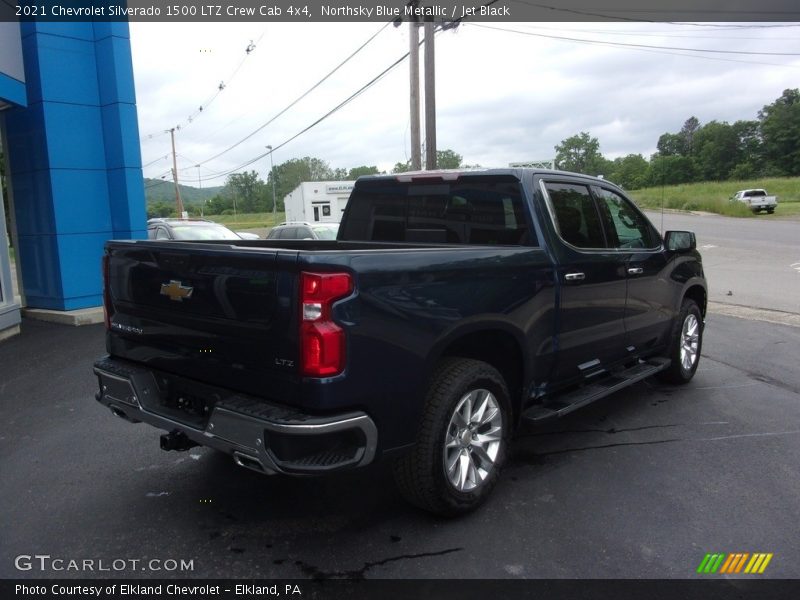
[{"left": 1, "top": 313, "right": 798, "bottom": 580}]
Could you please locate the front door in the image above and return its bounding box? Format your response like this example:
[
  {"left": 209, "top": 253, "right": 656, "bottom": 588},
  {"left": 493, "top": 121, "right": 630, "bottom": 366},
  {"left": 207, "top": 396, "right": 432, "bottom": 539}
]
[{"left": 592, "top": 186, "right": 673, "bottom": 353}]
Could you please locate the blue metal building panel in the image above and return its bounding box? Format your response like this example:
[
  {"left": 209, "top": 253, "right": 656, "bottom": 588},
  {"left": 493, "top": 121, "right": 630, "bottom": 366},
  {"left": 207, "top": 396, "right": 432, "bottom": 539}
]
[{"left": 5, "top": 21, "right": 146, "bottom": 312}]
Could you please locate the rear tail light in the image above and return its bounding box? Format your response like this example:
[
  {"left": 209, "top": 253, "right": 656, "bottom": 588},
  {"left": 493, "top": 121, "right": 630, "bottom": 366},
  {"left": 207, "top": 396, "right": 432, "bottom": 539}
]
[
  {"left": 300, "top": 272, "right": 353, "bottom": 377},
  {"left": 102, "top": 254, "right": 114, "bottom": 330}
]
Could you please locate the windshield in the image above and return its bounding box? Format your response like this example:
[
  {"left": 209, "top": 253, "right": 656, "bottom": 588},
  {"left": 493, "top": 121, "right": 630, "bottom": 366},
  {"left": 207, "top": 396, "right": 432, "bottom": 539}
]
[
  {"left": 312, "top": 225, "right": 339, "bottom": 240},
  {"left": 170, "top": 225, "right": 241, "bottom": 240}
]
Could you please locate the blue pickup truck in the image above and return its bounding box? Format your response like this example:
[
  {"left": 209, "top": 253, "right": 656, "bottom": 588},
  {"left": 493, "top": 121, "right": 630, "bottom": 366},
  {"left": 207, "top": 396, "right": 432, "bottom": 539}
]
[{"left": 94, "top": 169, "right": 706, "bottom": 515}]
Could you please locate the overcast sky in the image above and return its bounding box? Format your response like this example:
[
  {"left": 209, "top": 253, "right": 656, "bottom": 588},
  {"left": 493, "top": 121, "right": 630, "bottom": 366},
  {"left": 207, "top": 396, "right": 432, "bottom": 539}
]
[{"left": 130, "top": 21, "right": 800, "bottom": 186}]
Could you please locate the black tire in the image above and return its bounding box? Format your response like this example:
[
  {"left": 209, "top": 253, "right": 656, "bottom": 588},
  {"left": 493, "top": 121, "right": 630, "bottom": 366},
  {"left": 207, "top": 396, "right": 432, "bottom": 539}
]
[
  {"left": 767, "top": 208, "right": 775, "bottom": 214},
  {"left": 393, "top": 358, "right": 511, "bottom": 517},
  {"left": 659, "top": 298, "right": 703, "bottom": 384}
]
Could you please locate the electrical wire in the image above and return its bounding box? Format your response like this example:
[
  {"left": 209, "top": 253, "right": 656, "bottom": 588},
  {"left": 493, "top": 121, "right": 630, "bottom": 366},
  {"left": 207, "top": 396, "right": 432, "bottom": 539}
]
[
  {"left": 470, "top": 23, "right": 800, "bottom": 56},
  {"left": 185, "top": 22, "right": 392, "bottom": 170},
  {"left": 195, "top": 47, "right": 414, "bottom": 183},
  {"left": 508, "top": 1, "right": 800, "bottom": 27},
  {"left": 140, "top": 27, "right": 268, "bottom": 140}
]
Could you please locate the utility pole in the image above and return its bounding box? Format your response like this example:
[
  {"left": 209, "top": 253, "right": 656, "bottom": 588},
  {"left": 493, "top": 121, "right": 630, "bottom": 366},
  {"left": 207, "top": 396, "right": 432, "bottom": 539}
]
[
  {"left": 409, "top": 17, "right": 422, "bottom": 171},
  {"left": 423, "top": 20, "right": 436, "bottom": 170},
  {"left": 266, "top": 146, "right": 277, "bottom": 225},
  {"left": 169, "top": 128, "right": 185, "bottom": 217},
  {"left": 195, "top": 164, "right": 203, "bottom": 216}
]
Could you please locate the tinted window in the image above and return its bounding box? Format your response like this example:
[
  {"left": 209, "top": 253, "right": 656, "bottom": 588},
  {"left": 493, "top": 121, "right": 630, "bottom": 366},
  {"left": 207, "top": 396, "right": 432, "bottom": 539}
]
[
  {"left": 311, "top": 225, "right": 339, "bottom": 240},
  {"left": 593, "top": 187, "right": 658, "bottom": 249},
  {"left": 297, "top": 227, "right": 314, "bottom": 239},
  {"left": 339, "top": 176, "right": 534, "bottom": 245},
  {"left": 544, "top": 182, "right": 606, "bottom": 249},
  {"left": 266, "top": 228, "right": 280, "bottom": 239}
]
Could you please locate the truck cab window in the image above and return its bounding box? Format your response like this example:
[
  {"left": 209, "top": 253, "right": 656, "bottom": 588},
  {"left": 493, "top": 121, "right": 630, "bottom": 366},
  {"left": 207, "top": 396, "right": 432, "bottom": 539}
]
[
  {"left": 543, "top": 182, "right": 606, "bottom": 249},
  {"left": 593, "top": 187, "right": 657, "bottom": 249},
  {"left": 340, "top": 176, "right": 535, "bottom": 246}
]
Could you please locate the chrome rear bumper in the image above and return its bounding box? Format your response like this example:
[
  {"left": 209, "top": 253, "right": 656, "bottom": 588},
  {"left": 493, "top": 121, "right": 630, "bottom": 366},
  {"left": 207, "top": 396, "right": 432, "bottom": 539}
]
[{"left": 93, "top": 356, "right": 378, "bottom": 475}]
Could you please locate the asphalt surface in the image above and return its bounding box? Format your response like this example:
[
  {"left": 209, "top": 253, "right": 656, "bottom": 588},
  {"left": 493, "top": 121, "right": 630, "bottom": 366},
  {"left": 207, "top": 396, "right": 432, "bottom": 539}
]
[
  {"left": 1, "top": 314, "right": 799, "bottom": 580},
  {"left": 644, "top": 210, "right": 800, "bottom": 314}
]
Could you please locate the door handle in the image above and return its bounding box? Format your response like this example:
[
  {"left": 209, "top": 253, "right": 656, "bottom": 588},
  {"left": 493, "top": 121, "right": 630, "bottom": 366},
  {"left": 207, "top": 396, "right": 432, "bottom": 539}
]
[
  {"left": 627, "top": 267, "right": 644, "bottom": 275},
  {"left": 565, "top": 272, "right": 586, "bottom": 282}
]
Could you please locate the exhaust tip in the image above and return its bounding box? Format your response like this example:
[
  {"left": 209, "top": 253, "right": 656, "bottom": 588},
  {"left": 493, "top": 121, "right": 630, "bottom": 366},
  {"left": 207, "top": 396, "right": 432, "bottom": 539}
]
[{"left": 233, "top": 452, "right": 267, "bottom": 473}]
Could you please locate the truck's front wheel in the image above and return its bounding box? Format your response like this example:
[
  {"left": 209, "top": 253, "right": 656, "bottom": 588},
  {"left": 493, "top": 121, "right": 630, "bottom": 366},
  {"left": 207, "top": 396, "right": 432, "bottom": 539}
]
[
  {"left": 393, "top": 358, "right": 511, "bottom": 516},
  {"left": 659, "top": 298, "right": 703, "bottom": 384}
]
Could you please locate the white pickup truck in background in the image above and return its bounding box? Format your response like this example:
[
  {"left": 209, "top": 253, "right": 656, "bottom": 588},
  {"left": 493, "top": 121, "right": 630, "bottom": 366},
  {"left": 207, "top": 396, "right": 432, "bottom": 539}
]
[{"left": 731, "top": 189, "right": 778, "bottom": 214}]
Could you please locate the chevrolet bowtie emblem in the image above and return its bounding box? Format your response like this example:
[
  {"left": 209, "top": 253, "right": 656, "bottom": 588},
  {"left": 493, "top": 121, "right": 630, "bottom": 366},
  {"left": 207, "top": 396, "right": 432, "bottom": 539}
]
[{"left": 160, "top": 280, "right": 194, "bottom": 302}]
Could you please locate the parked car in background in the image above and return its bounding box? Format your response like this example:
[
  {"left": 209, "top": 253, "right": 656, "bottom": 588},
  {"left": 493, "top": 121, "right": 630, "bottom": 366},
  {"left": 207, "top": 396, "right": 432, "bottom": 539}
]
[
  {"left": 266, "top": 222, "right": 340, "bottom": 240},
  {"left": 147, "top": 218, "right": 256, "bottom": 241},
  {"left": 730, "top": 189, "right": 778, "bottom": 214}
]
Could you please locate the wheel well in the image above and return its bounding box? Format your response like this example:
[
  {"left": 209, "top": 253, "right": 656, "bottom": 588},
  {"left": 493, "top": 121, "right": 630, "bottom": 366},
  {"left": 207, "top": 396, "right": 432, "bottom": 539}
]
[
  {"left": 440, "top": 330, "right": 524, "bottom": 419},
  {"left": 685, "top": 285, "right": 707, "bottom": 317}
]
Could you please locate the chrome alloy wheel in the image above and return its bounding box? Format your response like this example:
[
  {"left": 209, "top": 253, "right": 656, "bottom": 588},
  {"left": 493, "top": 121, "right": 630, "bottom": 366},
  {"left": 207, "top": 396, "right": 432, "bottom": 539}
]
[
  {"left": 680, "top": 313, "right": 700, "bottom": 371},
  {"left": 443, "top": 389, "right": 504, "bottom": 492}
]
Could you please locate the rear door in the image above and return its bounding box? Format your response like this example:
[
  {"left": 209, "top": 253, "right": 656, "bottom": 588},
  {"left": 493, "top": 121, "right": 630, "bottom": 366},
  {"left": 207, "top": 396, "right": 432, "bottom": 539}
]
[{"left": 540, "top": 180, "right": 629, "bottom": 382}]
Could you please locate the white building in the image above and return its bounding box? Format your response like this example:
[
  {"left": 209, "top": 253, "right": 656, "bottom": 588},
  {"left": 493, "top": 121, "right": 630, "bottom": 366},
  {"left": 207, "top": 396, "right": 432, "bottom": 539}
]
[{"left": 283, "top": 181, "right": 355, "bottom": 224}]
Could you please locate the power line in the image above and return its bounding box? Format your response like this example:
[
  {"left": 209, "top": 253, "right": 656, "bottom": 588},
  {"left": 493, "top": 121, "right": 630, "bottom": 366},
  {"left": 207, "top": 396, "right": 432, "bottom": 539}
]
[
  {"left": 514, "top": 23, "right": 800, "bottom": 41},
  {"left": 509, "top": 1, "right": 800, "bottom": 26},
  {"left": 186, "top": 22, "right": 392, "bottom": 171},
  {"left": 142, "top": 154, "right": 169, "bottom": 168},
  {"left": 196, "top": 46, "right": 414, "bottom": 184},
  {"left": 469, "top": 23, "right": 800, "bottom": 58},
  {"left": 140, "top": 28, "right": 268, "bottom": 140}
]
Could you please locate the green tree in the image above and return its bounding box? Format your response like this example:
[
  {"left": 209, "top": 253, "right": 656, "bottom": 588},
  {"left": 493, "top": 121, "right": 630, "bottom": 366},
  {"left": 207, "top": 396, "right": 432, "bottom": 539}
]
[
  {"left": 758, "top": 88, "right": 800, "bottom": 176},
  {"left": 692, "top": 121, "right": 741, "bottom": 180},
  {"left": 609, "top": 154, "right": 649, "bottom": 189},
  {"left": 204, "top": 194, "right": 232, "bottom": 216},
  {"left": 347, "top": 165, "right": 381, "bottom": 179},
  {"left": 225, "top": 170, "right": 265, "bottom": 214},
  {"left": 392, "top": 160, "right": 411, "bottom": 174},
  {"left": 555, "top": 132, "right": 610, "bottom": 175},
  {"left": 146, "top": 201, "right": 176, "bottom": 218},
  {"left": 269, "top": 157, "right": 334, "bottom": 211},
  {"left": 646, "top": 155, "right": 696, "bottom": 186},
  {"left": 435, "top": 149, "right": 463, "bottom": 169}
]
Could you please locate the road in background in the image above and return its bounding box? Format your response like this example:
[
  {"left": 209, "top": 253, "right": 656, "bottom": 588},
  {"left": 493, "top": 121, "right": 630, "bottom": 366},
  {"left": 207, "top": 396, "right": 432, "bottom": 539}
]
[{"left": 645, "top": 211, "right": 800, "bottom": 315}]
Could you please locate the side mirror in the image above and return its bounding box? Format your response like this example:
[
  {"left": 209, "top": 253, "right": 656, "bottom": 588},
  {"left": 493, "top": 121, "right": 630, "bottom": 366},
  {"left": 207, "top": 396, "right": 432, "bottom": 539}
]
[{"left": 664, "top": 231, "right": 696, "bottom": 252}]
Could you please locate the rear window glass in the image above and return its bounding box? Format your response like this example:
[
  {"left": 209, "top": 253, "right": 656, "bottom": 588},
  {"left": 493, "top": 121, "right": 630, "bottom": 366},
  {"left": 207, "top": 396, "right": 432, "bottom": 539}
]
[
  {"left": 170, "top": 225, "right": 241, "bottom": 240},
  {"left": 339, "top": 176, "right": 534, "bottom": 245}
]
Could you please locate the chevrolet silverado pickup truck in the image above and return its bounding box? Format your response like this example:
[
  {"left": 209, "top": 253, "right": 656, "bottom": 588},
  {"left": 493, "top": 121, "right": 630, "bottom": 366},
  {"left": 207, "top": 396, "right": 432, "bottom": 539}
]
[
  {"left": 731, "top": 189, "right": 778, "bottom": 214},
  {"left": 94, "top": 169, "right": 706, "bottom": 516}
]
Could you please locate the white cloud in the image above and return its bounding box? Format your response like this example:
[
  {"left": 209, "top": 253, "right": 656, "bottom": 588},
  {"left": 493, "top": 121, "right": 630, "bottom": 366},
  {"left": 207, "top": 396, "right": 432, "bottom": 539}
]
[{"left": 130, "top": 21, "right": 800, "bottom": 184}]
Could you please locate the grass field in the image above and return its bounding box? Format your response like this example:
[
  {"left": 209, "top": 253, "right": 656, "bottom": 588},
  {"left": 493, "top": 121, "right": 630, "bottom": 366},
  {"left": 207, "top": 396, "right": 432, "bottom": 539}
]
[
  {"left": 628, "top": 177, "right": 800, "bottom": 218},
  {"left": 205, "top": 212, "right": 286, "bottom": 230}
]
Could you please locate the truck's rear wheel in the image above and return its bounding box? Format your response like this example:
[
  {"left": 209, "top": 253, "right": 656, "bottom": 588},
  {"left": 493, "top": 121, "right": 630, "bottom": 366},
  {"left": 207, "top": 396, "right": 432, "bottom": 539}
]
[
  {"left": 393, "top": 358, "right": 511, "bottom": 516},
  {"left": 659, "top": 298, "right": 703, "bottom": 384}
]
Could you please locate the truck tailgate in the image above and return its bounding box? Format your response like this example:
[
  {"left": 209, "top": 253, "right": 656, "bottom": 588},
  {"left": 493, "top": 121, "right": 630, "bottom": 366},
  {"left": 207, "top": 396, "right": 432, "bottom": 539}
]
[{"left": 104, "top": 241, "right": 301, "bottom": 400}]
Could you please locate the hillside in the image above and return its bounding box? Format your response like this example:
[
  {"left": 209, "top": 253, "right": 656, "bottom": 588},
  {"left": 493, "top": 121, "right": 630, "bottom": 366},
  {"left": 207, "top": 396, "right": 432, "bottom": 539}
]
[{"left": 144, "top": 178, "right": 223, "bottom": 206}]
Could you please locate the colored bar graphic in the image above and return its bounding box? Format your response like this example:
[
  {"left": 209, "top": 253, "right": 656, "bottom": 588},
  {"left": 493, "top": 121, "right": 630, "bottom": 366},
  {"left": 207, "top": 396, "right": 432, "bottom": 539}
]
[
  {"left": 697, "top": 554, "right": 713, "bottom": 574},
  {"left": 719, "top": 554, "right": 736, "bottom": 574},
  {"left": 758, "top": 554, "right": 773, "bottom": 574},
  {"left": 734, "top": 553, "right": 749, "bottom": 573},
  {"left": 701, "top": 552, "right": 773, "bottom": 575}
]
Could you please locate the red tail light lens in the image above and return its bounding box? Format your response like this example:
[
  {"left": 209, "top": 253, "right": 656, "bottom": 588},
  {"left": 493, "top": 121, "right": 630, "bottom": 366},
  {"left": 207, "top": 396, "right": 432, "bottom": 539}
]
[
  {"left": 300, "top": 272, "right": 353, "bottom": 377},
  {"left": 102, "top": 253, "right": 114, "bottom": 330}
]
